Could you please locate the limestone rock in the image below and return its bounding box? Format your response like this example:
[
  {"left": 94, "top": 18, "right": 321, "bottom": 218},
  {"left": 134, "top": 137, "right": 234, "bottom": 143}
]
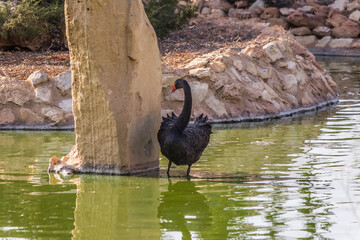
[
  {"left": 330, "top": 0, "right": 349, "bottom": 12},
  {"left": 0, "top": 76, "right": 34, "bottom": 106},
  {"left": 312, "top": 26, "right": 331, "bottom": 37},
  {"left": 246, "top": 62, "right": 258, "bottom": 76},
  {"left": 0, "top": 108, "right": 15, "bottom": 125},
  {"left": 258, "top": 67, "right": 272, "bottom": 79},
  {"left": 228, "top": 9, "right": 253, "bottom": 19},
  {"left": 263, "top": 42, "right": 283, "bottom": 62},
  {"left": 346, "top": 0, "right": 360, "bottom": 12},
  {"left": 64, "top": 0, "right": 161, "bottom": 174},
  {"left": 211, "top": 9, "right": 226, "bottom": 18},
  {"left": 283, "top": 74, "right": 298, "bottom": 95},
  {"left": 249, "top": 0, "right": 266, "bottom": 11},
  {"left": 260, "top": 8, "right": 280, "bottom": 20},
  {"left": 162, "top": 74, "right": 179, "bottom": 88},
  {"left": 19, "top": 108, "right": 44, "bottom": 124},
  {"left": 190, "top": 82, "right": 209, "bottom": 103},
  {"left": 267, "top": 18, "right": 289, "bottom": 29},
  {"left": 290, "top": 27, "right": 312, "bottom": 36},
  {"left": 352, "top": 39, "right": 360, "bottom": 48},
  {"left": 42, "top": 107, "right": 65, "bottom": 124},
  {"left": 27, "top": 71, "right": 49, "bottom": 86},
  {"left": 297, "top": 6, "right": 313, "bottom": 12},
  {"left": 210, "top": 60, "right": 226, "bottom": 73},
  {"left": 35, "top": 85, "right": 52, "bottom": 103},
  {"left": 349, "top": 10, "right": 360, "bottom": 22},
  {"left": 186, "top": 57, "right": 209, "bottom": 69},
  {"left": 54, "top": 70, "right": 71, "bottom": 95},
  {"left": 294, "top": 35, "right": 317, "bottom": 46},
  {"left": 315, "top": 36, "right": 332, "bottom": 47},
  {"left": 189, "top": 68, "right": 212, "bottom": 79},
  {"left": 201, "top": 7, "right": 211, "bottom": 15},
  {"left": 59, "top": 99, "right": 73, "bottom": 112},
  {"left": 286, "top": 12, "right": 325, "bottom": 29},
  {"left": 205, "top": 96, "right": 228, "bottom": 117},
  {"left": 328, "top": 38, "right": 354, "bottom": 48},
  {"left": 279, "top": 8, "right": 295, "bottom": 16}
]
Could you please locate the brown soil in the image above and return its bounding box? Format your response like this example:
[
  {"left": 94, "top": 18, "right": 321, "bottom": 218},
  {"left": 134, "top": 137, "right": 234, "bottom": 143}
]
[{"left": 0, "top": 16, "right": 264, "bottom": 80}]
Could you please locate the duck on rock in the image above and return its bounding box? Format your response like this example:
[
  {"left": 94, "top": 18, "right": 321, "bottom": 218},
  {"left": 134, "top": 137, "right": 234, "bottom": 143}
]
[{"left": 158, "top": 78, "right": 212, "bottom": 177}]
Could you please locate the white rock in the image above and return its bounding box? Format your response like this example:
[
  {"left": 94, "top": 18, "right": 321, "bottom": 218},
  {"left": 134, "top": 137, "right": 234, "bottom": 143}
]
[
  {"left": 27, "top": 71, "right": 49, "bottom": 86},
  {"left": 287, "top": 61, "right": 297, "bottom": 70},
  {"left": 294, "top": 35, "right": 317, "bottom": 47},
  {"left": 201, "top": 7, "right": 211, "bottom": 15},
  {"left": 190, "top": 82, "right": 208, "bottom": 103},
  {"left": 297, "top": 6, "right": 313, "bottom": 12},
  {"left": 54, "top": 70, "right": 72, "bottom": 95},
  {"left": 258, "top": 67, "right": 272, "bottom": 79},
  {"left": 186, "top": 57, "right": 209, "bottom": 69},
  {"left": 246, "top": 62, "right": 258, "bottom": 76},
  {"left": 263, "top": 42, "right": 283, "bottom": 62},
  {"left": 328, "top": 38, "right": 354, "bottom": 48},
  {"left": 229, "top": 67, "right": 242, "bottom": 81},
  {"left": 211, "top": 9, "right": 226, "bottom": 18},
  {"left": 249, "top": 0, "right": 265, "bottom": 11},
  {"left": 315, "top": 36, "right": 332, "bottom": 48},
  {"left": 279, "top": 8, "right": 295, "bottom": 16},
  {"left": 261, "top": 90, "right": 273, "bottom": 102},
  {"left": 35, "top": 85, "right": 52, "bottom": 103},
  {"left": 189, "top": 68, "right": 211, "bottom": 79},
  {"left": 162, "top": 74, "right": 178, "bottom": 88},
  {"left": 330, "top": 0, "right": 349, "bottom": 12},
  {"left": 205, "top": 96, "right": 228, "bottom": 117},
  {"left": 283, "top": 74, "right": 298, "bottom": 95},
  {"left": 233, "top": 59, "right": 244, "bottom": 71},
  {"left": 210, "top": 61, "right": 226, "bottom": 73},
  {"left": 349, "top": 10, "right": 360, "bottom": 22},
  {"left": 286, "top": 93, "right": 298, "bottom": 105},
  {"left": 41, "top": 107, "right": 65, "bottom": 123},
  {"left": 59, "top": 99, "right": 73, "bottom": 112}
]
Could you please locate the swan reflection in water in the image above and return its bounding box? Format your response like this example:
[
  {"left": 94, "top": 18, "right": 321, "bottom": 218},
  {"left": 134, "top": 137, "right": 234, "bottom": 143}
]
[{"left": 158, "top": 180, "right": 212, "bottom": 239}]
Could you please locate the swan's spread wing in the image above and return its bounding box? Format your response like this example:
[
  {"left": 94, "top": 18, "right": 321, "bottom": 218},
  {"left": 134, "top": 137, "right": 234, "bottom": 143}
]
[{"left": 157, "top": 113, "right": 178, "bottom": 146}]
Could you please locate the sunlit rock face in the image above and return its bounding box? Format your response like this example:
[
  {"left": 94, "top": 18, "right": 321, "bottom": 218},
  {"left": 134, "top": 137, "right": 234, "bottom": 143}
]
[
  {"left": 64, "top": 0, "right": 161, "bottom": 174},
  {"left": 161, "top": 27, "right": 338, "bottom": 122}
]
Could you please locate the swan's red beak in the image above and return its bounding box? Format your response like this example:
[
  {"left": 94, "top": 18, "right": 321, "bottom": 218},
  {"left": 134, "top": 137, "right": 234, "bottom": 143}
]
[{"left": 171, "top": 85, "right": 176, "bottom": 93}]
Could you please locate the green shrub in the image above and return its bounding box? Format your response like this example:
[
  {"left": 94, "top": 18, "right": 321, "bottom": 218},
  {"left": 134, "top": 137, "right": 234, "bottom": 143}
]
[
  {"left": 0, "top": 0, "right": 64, "bottom": 40},
  {"left": 143, "top": 0, "right": 197, "bottom": 38}
]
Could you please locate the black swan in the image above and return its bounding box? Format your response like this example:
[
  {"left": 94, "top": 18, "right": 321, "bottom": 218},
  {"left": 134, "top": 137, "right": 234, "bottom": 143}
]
[{"left": 157, "top": 78, "right": 212, "bottom": 177}]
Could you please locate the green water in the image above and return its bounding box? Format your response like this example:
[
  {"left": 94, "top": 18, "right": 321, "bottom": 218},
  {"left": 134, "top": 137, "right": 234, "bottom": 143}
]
[{"left": 1, "top": 57, "right": 360, "bottom": 239}]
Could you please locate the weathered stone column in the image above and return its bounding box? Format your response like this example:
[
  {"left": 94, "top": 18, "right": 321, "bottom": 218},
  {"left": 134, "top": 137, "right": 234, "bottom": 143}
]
[{"left": 64, "top": 0, "right": 162, "bottom": 174}]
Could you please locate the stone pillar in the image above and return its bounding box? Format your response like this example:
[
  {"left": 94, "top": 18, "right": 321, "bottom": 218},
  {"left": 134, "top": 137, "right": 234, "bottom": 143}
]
[{"left": 65, "top": 0, "right": 162, "bottom": 174}]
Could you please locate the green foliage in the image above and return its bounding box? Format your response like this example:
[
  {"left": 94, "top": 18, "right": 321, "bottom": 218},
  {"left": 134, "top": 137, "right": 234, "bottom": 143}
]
[
  {"left": 0, "top": 0, "right": 64, "bottom": 40},
  {"left": 143, "top": 0, "right": 197, "bottom": 38}
]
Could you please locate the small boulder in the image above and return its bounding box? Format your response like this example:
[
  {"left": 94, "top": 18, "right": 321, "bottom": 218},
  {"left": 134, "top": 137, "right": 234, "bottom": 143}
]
[
  {"left": 189, "top": 68, "right": 212, "bottom": 79},
  {"left": 313, "top": 26, "right": 331, "bottom": 37},
  {"left": 349, "top": 10, "right": 360, "bottom": 22},
  {"left": 201, "top": 7, "right": 211, "bottom": 15},
  {"left": 286, "top": 12, "right": 325, "bottom": 29},
  {"left": 35, "top": 85, "right": 52, "bottom": 103},
  {"left": 41, "top": 107, "right": 65, "bottom": 124},
  {"left": 185, "top": 57, "right": 209, "bottom": 69},
  {"left": 228, "top": 9, "right": 253, "bottom": 19},
  {"left": 263, "top": 42, "right": 283, "bottom": 62},
  {"left": 260, "top": 7, "right": 280, "bottom": 20},
  {"left": 329, "top": 0, "right": 348, "bottom": 12},
  {"left": 0, "top": 108, "right": 15, "bottom": 125},
  {"left": 54, "top": 70, "right": 72, "bottom": 95},
  {"left": 190, "top": 82, "right": 209, "bottom": 103},
  {"left": 208, "top": 0, "right": 233, "bottom": 11},
  {"left": 290, "top": 27, "right": 312, "bottom": 36},
  {"left": 210, "top": 61, "right": 226, "bottom": 73},
  {"left": 234, "top": 1, "right": 248, "bottom": 8},
  {"left": 211, "top": 9, "right": 226, "bottom": 18},
  {"left": 279, "top": 8, "right": 295, "bottom": 16},
  {"left": 59, "top": 99, "right": 73, "bottom": 113},
  {"left": 328, "top": 38, "right": 354, "bottom": 48},
  {"left": 27, "top": 71, "right": 49, "bottom": 86},
  {"left": 205, "top": 96, "right": 228, "bottom": 117}
]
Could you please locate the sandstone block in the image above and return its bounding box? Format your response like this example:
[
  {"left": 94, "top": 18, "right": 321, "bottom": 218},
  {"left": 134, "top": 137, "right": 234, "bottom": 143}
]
[
  {"left": 210, "top": 61, "right": 226, "bottom": 73},
  {"left": 0, "top": 76, "right": 34, "bottom": 106},
  {"left": 283, "top": 74, "right": 298, "bottom": 95},
  {"left": 27, "top": 71, "right": 49, "bottom": 86},
  {"left": 294, "top": 35, "right": 317, "bottom": 47},
  {"left": 246, "top": 62, "right": 258, "bottom": 76},
  {"left": 279, "top": 8, "right": 295, "bottom": 16},
  {"left": 315, "top": 36, "right": 332, "bottom": 48},
  {"left": 42, "top": 107, "right": 65, "bottom": 123},
  {"left": 328, "top": 38, "right": 354, "bottom": 48},
  {"left": 189, "top": 68, "right": 212, "bottom": 79},
  {"left": 290, "top": 27, "right": 311, "bottom": 36},
  {"left": 349, "top": 10, "right": 360, "bottom": 22},
  {"left": 205, "top": 96, "right": 228, "bottom": 117},
  {"left": 233, "top": 59, "right": 244, "bottom": 71},
  {"left": 186, "top": 57, "right": 208, "bottom": 69}
]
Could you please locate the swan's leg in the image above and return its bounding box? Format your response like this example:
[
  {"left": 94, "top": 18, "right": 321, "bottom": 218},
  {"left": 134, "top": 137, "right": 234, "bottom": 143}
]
[
  {"left": 167, "top": 161, "right": 172, "bottom": 177},
  {"left": 187, "top": 164, "right": 192, "bottom": 176}
]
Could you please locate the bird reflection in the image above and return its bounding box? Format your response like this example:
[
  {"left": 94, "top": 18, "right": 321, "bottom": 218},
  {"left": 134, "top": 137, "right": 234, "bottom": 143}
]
[{"left": 158, "top": 180, "right": 212, "bottom": 239}]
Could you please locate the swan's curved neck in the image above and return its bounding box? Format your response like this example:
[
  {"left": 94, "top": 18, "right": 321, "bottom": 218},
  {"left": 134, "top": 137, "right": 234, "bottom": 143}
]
[{"left": 173, "top": 80, "right": 192, "bottom": 133}]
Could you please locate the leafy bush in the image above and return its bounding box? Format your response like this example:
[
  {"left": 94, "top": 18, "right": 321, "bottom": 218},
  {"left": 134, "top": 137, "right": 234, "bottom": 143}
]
[
  {"left": 143, "top": 0, "right": 197, "bottom": 38},
  {"left": 0, "top": 0, "right": 64, "bottom": 40}
]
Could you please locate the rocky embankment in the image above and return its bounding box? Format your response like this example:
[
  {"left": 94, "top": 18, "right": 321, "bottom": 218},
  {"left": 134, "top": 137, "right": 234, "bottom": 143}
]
[
  {"left": 200, "top": 0, "right": 360, "bottom": 51},
  {"left": 0, "top": 26, "right": 338, "bottom": 128},
  {"left": 0, "top": 70, "right": 73, "bottom": 128}
]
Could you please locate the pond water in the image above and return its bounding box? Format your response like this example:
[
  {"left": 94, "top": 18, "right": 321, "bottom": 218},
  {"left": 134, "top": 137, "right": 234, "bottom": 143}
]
[{"left": 1, "top": 56, "right": 360, "bottom": 239}]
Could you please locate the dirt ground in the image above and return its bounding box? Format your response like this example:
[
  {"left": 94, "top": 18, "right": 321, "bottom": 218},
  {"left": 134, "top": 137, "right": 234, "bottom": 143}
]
[{"left": 0, "top": 17, "right": 264, "bottom": 80}]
